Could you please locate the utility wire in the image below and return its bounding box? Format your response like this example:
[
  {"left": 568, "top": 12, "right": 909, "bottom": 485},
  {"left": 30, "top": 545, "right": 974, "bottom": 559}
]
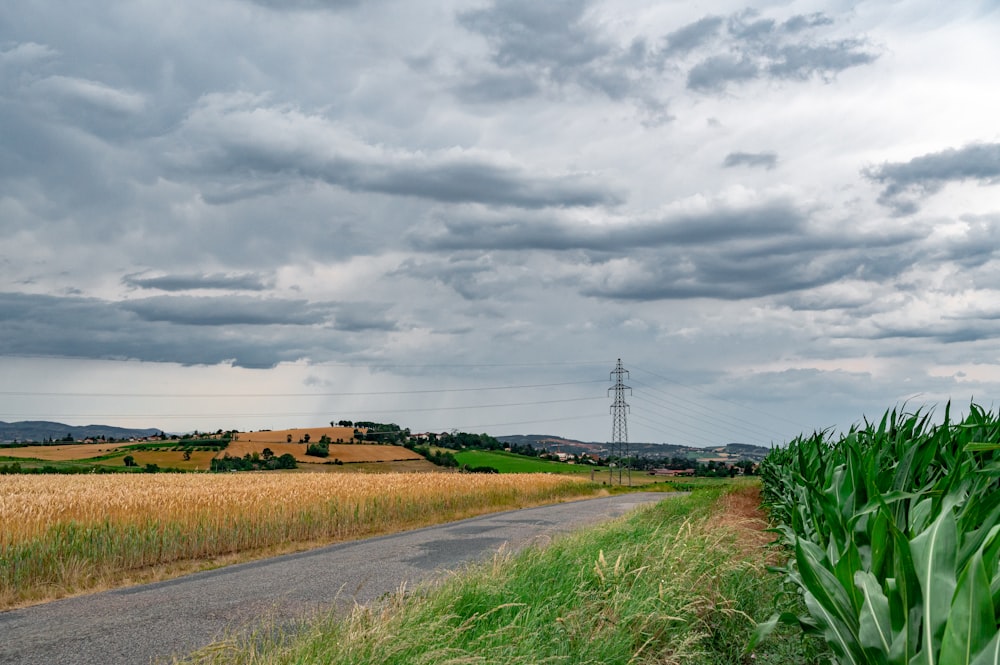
[
  {"left": 0, "top": 396, "right": 606, "bottom": 421},
  {"left": 629, "top": 365, "right": 809, "bottom": 431},
  {"left": 629, "top": 388, "right": 790, "bottom": 443},
  {"left": 0, "top": 379, "right": 608, "bottom": 399}
]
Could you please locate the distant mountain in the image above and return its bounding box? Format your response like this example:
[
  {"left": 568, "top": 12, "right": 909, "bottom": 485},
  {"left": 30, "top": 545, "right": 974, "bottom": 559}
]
[
  {"left": 0, "top": 421, "right": 164, "bottom": 443},
  {"left": 497, "top": 434, "right": 771, "bottom": 462}
]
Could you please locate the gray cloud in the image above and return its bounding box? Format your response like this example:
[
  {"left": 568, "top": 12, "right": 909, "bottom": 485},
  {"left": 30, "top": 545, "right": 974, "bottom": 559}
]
[
  {"left": 334, "top": 308, "right": 400, "bottom": 332},
  {"left": 687, "top": 55, "right": 759, "bottom": 91},
  {"left": 782, "top": 13, "right": 834, "bottom": 33},
  {"left": 412, "top": 200, "right": 805, "bottom": 253},
  {"left": 407, "top": 200, "right": 932, "bottom": 302},
  {"left": 0, "top": 292, "right": 367, "bottom": 368},
  {"left": 865, "top": 143, "right": 1000, "bottom": 215},
  {"left": 123, "top": 272, "right": 273, "bottom": 292},
  {"left": 866, "top": 321, "right": 1000, "bottom": 345},
  {"left": 30, "top": 76, "right": 146, "bottom": 114},
  {"left": 684, "top": 11, "right": 877, "bottom": 92},
  {"left": 453, "top": 3, "right": 875, "bottom": 111},
  {"left": 120, "top": 295, "right": 333, "bottom": 326},
  {"left": 455, "top": 0, "right": 663, "bottom": 109},
  {"left": 581, "top": 245, "right": 880, "bottom": 301},
  {"left": 172, "top": 95, "right": 621, "bottom": 209},
  {"left": 453, "top": 72, "right": 541, "bottom": 103},
  {"left": 458, "top": 0, "right": 610, "bottom": 72},
  {"left": 661, "top": 16, "right": 724, "bottom": 57},
  {"left": 723, "top": 151, "right": 777, "bottom": 170},
  {"left": 244, "top": 0, "right": 361, "bottom": 10},
  {"left": 767, "top": 40, "right": 878, "bottom": 80}
]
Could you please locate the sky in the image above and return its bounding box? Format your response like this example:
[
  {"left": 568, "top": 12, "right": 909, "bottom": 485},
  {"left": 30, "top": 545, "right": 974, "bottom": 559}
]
[{"left": 2, "top": 0, "right": 1000, "bottom": 447}]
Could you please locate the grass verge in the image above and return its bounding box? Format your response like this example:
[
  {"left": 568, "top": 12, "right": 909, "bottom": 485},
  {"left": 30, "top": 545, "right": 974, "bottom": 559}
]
[{"left": 178, "top": 481, "right": 828, "bottom": 664}]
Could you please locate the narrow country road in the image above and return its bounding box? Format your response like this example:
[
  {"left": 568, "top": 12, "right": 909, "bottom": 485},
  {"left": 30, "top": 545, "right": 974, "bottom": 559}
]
[{"left": 0, "top": 493, "right": 678, "bottom": 665}]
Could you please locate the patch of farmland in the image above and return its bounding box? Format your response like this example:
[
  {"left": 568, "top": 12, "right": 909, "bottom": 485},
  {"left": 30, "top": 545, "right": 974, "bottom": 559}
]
[
  {"left": 312, "top": 459, "right": 441, "bottom": 473},
  {"left": 234, "top": 426, "right": 360, "bottom": 444},
  {"left": 222, "top": 441, "right": 424, "bottom": 464},
  {"left": 0, "top": 443, "right": 127, "bottom": 461},
  {"left": 106, "top": 450, "right": 218, "bottom": 471}
]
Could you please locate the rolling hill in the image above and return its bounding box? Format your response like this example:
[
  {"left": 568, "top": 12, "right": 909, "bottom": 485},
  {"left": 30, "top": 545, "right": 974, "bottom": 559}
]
[
  {"left": 0, "top": 421, "right": 164, "bottom": 443},
  {"left": 496, "top": 434, "right": 771, "bottom": 462}
]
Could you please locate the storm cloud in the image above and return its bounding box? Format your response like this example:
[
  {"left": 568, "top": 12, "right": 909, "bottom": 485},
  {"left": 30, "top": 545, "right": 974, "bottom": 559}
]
[
  {"left": 1, "top": 0, "right": 998, "bottom": 443},
  {"left": 866, "top": 143, "right": 1000, "bottom": 215}
]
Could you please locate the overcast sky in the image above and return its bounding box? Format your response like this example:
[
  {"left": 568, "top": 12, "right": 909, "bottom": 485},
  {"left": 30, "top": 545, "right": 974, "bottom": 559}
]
[{"left": 2, "top": 0, "right": 999, "bottom": 446}]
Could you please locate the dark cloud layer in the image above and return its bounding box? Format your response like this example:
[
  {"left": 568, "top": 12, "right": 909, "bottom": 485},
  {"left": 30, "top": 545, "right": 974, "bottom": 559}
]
[
  {"left": 174, "top": 97, "right": 622, "bottom": 209},
  {"left": 866, "top": 142, "right": 1000, "bottom": 215},
  {"left": 0, "top": 292, "right": 386, "bottom": 368},
  {"left": 723, "top": 151, "right": 777, "bottom": 169},
  {"left": 0, "top": 1, "right": 997, "bottom": 442},
  {"left": 120, "top": 295, "right": 332, "bottom": 326},
  {"left": 246, "top": 0, "right": 360, "bottom": 9},
  {"left": 685, "top": 21, "right": 877, "bottom": 91},
  {"left": 412, "top": 200, "right": 805, "bottom": 252},
  {"left": 123, "top": 272, "right": 272, "bottom": 292},
  {"left": 455, "top": 2, "right": 878, "bottom": 108},
  {"left": 661, "top": 16, "right": 724, "bottom": 57}
]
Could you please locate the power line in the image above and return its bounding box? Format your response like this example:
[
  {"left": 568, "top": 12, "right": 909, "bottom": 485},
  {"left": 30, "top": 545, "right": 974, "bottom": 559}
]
[
  {"left": 434, "top": 413, "right": 607, "bottom": 431},
  {"left": 629, "top": 365, "right": 810, "bottom": 431},
  {"left": 628, "top": 389, "right": 789, "bottom": 444},
  {"left": 0, "top": 379, "right": 607, "bottom": 399},
  {"left": 0, "top": 396, "right": 606, "bottom": 421}
]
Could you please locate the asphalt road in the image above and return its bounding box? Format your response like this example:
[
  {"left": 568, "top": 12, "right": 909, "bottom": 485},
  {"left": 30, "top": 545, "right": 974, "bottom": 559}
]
[{"left": 0, "top": 492, "right": 677, "bottom": 665}]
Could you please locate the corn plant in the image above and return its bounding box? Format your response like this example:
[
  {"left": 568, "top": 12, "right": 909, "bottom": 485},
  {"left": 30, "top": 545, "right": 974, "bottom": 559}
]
[{"left": 756, "top": 404, "right": 1000, "bottom": 665}]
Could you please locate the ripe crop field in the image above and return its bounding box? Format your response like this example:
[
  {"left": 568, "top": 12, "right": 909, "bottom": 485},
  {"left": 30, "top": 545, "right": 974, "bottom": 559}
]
[
  {"left": 234, "top": 427, "right": 359, "bottom": 444},
  {"left": 0, "top": 443, "right": 127, "bottom": 461},
  {"left": 222, "top": 441, "right": 424, "bottom": 464},
  {"left": 0, "top": 472, "right": 594, "bottom": 609},
  {"left": 757, "top": 404, "right": 1000, "bottom": 664}
]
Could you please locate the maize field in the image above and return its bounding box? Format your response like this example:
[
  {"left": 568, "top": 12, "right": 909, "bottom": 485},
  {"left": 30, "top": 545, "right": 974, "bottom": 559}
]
[
  {"left": 0, "top": 472, "right": 592, "bottom": 608},
  {"left": 757, "top": 403, "right": 1000, "bottom": 665}
]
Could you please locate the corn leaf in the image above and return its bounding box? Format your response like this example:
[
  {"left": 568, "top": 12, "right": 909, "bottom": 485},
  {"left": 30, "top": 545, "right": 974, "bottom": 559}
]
[
  {"left": 856, "top": 570, "right": 892, "bottom": 661},
  {"left": 908, "top": 504, "right": 959, "bottom": 665},
  {"left": 940, "top": 548, "right": 994, "bottom": 664},
  {"left": 970, "top": 632, "right": 1000, "bottom": 665}
]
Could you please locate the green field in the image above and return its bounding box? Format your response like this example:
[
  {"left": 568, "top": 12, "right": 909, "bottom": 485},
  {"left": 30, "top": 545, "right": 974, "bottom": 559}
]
[{"left": 453, "top": 449, "right": 604, "bottom": 475}]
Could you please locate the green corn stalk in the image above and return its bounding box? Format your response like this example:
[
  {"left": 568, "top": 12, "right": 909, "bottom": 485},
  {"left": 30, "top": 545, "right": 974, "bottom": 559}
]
[{"left": 755, "top": 403, "right": 1000, "bottom": 665}]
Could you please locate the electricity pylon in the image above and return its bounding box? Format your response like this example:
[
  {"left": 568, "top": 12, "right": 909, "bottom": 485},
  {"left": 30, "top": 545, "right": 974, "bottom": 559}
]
[{"left": 608, "top": 358, "right": 631, "bottom": 486}]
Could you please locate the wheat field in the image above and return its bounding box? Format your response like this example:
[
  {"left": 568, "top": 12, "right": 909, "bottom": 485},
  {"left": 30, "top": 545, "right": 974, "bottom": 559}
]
[{"left": 0, "top": 472, "right": 593, "bottom": 608}]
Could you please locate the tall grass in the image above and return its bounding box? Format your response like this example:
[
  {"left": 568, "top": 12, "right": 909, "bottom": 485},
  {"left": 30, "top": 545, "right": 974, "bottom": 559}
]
[
  {"left": 179, "top": 483, "right": 827, "bottom": 665},
  {"left": 0, "top": 472, "right": 593, "bottom": 608},
  {"left": 757, "top": 403, "right": 1000, "bottom": 665}
]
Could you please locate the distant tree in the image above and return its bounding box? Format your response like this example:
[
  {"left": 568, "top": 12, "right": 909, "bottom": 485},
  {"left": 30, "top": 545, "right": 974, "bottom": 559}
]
[
  {"left": 143, "top": 463, "right": 159, "bottom": 473},
  {"left": 183, "top": 450, "right": 191, "bottom": 461},
  {"left": 262, "top": 447, "right": 274, "bottom": 460},
  {"left": 287, "top": 434, "right": 292, "bottom": 443},
  {"left": 123, "top": 455, "right": 137, "bottom": 467},
  {"left": 303, "top": 433, "right": 311, "bottom": 444}
]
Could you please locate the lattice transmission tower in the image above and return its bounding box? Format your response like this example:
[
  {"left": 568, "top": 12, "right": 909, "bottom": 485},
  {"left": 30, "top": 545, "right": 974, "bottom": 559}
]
[{"left": 608, "top": 358, "right": 632, "bottom": 486}]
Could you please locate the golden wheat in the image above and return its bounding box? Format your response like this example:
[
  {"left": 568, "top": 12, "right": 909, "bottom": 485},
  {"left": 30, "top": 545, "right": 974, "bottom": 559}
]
[{"left": 0, "top": 472, "right": 592, "bottom": 608}]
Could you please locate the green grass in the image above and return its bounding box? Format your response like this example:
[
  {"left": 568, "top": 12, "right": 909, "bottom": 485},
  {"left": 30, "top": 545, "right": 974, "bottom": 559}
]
[
  {"left": 179, "top": 484, "right": 827, "bottom": 665},
  {"left": 452, "top": 449, "right": 603, "bottom": 475}
]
